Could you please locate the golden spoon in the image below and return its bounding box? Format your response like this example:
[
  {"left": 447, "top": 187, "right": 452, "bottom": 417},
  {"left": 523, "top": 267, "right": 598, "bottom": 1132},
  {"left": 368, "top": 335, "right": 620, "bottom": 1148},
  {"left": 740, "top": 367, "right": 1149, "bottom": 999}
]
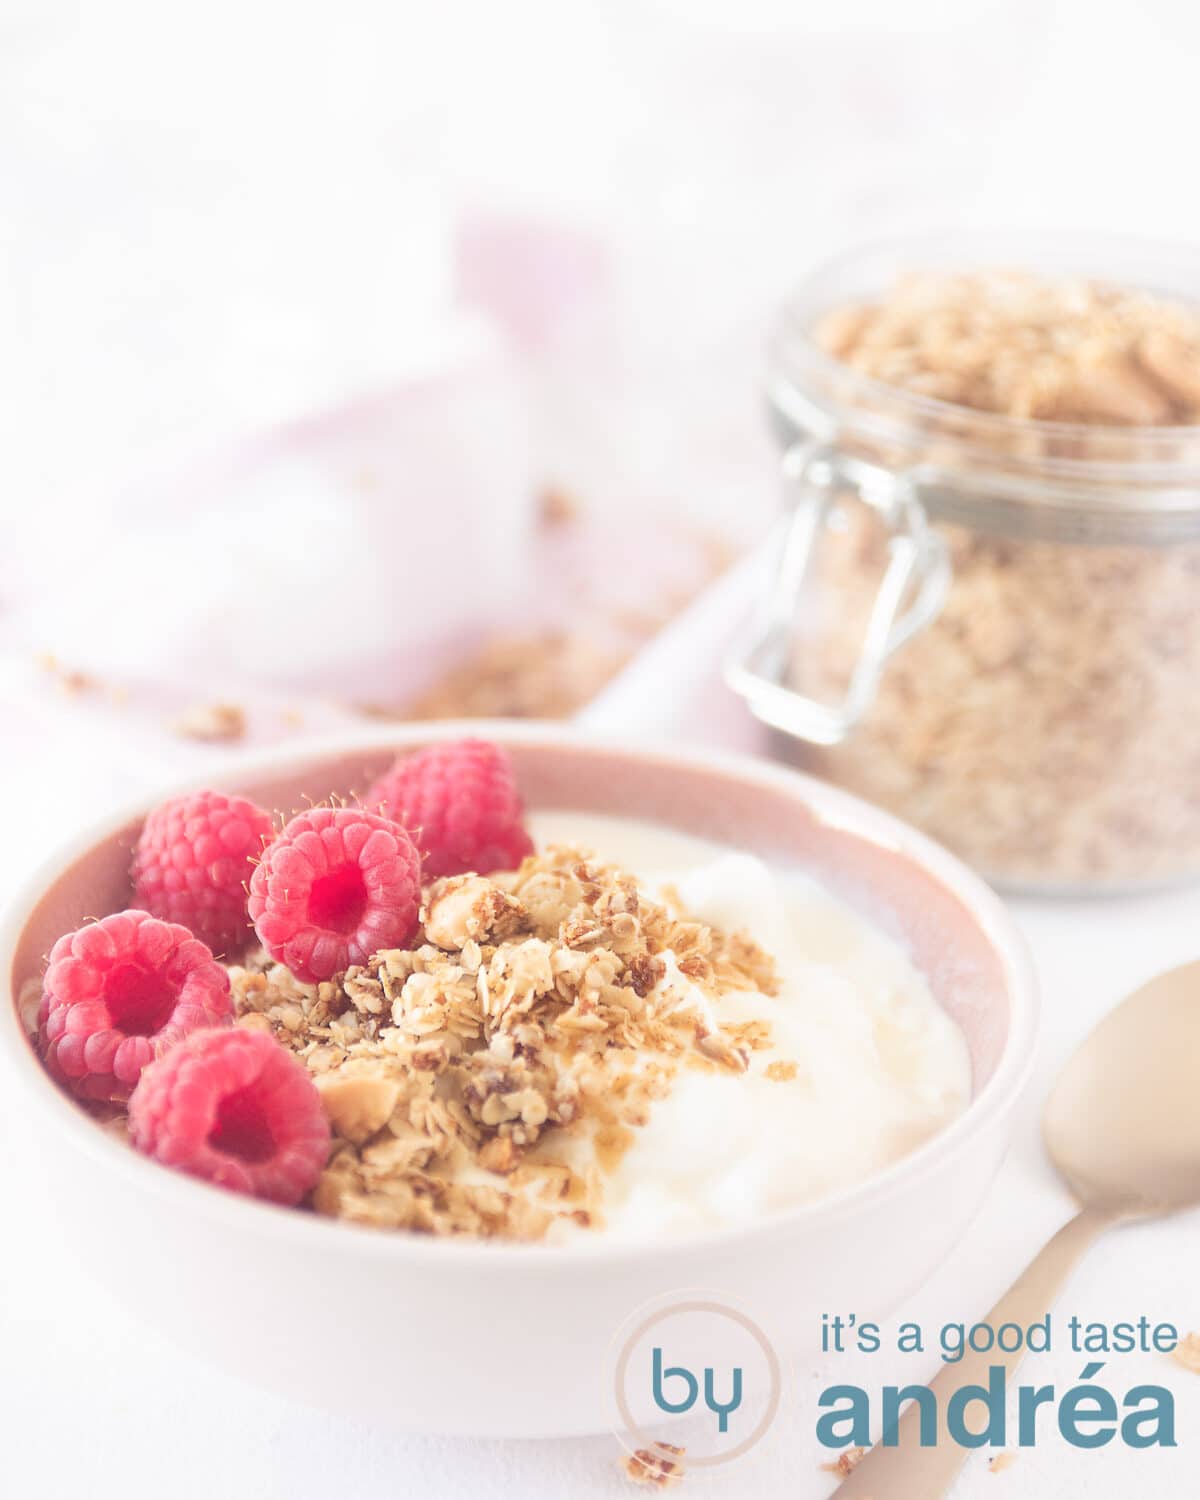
[{"left": 835, "top": 959, "right": 1200, "bottom": 1498}]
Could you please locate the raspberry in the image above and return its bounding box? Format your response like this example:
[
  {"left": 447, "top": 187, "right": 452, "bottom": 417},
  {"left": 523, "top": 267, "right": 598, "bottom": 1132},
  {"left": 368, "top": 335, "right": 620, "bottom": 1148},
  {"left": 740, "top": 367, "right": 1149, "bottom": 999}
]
[
  {"left": 131, "top": 789, "right": 274, "bottom": 955},
  {"left": 38, "top": 910, "right": 232, "bottom": 1103},
  {"left": 128, "top": 1027, "right": 330, "bottom": 1205},
  {"left": 247, "top": 806, "right": 421, "bottom": 983},
  {"left": 364, "top": 738, "right": 534, "bottom": 879}
]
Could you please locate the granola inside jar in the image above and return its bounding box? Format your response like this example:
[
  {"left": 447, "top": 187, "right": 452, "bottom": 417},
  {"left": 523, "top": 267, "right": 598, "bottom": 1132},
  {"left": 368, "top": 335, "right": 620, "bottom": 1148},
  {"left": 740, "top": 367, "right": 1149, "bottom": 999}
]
[{"left": 732, "top": 235, "right": 1200, "bottom": 892}]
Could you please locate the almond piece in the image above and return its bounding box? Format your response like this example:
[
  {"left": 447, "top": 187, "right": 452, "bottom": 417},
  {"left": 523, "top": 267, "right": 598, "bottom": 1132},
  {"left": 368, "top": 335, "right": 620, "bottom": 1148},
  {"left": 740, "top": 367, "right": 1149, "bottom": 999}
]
[{"left": 315, "top": 1071, "right": 401, "bottom": 1144}]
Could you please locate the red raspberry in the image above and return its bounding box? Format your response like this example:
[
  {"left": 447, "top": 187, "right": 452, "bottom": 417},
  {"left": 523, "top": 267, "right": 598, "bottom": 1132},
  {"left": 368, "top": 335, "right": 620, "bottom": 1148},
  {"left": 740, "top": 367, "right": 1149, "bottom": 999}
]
[
  {"left": 128, "top": 1027, "right": 330, "bottom": 1205},
  {"left": 38, "top": 910, "right": 232, "bottom": 1103},
  {"left": 131, "top": 789, "right": 274, "bottom": 956},
  {"left": 364, "top": 738, "right": 534, "bottom": 879},
  {"left": 247, "top": 806, "right": 421, "bottom": 983}
]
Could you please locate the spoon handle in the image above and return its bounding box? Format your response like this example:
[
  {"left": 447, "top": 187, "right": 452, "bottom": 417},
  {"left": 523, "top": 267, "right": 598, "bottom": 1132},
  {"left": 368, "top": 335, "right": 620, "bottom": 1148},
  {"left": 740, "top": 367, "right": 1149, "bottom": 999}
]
[{"left": 833, "top": 1205, "right": 1117, "bottom": 1498}]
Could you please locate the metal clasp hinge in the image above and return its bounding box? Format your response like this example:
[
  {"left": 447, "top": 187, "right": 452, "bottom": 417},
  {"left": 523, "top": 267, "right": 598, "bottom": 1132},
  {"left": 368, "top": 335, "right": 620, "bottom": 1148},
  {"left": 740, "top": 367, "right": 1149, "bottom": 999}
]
[{"left": 725, "top": 442, "right": 950, "bottom": 746}]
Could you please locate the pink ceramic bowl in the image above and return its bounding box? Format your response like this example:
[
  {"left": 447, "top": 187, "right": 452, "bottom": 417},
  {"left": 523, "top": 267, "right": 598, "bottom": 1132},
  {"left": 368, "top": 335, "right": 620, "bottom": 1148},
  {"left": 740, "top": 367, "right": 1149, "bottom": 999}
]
[{"left": 0, "top": 723, "right": 1038, "bottom": 1437}]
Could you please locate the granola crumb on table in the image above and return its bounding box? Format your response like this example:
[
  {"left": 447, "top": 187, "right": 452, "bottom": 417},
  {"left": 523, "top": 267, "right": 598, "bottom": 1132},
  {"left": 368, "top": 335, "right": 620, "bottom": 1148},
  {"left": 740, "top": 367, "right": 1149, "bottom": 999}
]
[
  {"left": 173, "top": 700, "right": 247, "bottom": 743},
  {"left": 228, "top": 845, "right": 778, "bottom": 1241},
  {"left": 1171, "top": 1331, "right": 1200, "bottom": 1374},
  {"left": 820, "top": 1444, "right": 868, "bottom": 1477},
  {"left": 621, "top": 1443, "right": 687, "bottom": 1488}
]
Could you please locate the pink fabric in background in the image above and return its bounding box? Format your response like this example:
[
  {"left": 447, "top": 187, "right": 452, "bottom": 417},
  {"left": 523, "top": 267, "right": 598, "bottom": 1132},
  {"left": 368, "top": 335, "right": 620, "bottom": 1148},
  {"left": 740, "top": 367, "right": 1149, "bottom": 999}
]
[{"left": 457, "top": 209, "right": 614, "bottom": 356}]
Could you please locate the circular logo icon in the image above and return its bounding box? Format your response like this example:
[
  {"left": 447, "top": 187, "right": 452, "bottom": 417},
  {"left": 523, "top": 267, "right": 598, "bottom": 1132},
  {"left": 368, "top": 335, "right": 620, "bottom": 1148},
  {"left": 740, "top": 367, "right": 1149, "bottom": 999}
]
[{"left": 609, "top": 1294, "right": 783, "bottom": 1469}]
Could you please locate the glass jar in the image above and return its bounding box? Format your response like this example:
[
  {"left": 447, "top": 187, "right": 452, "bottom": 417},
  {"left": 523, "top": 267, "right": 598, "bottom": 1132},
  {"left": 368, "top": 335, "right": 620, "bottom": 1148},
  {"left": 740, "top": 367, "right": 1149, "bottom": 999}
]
[{"left": 729, "top": 234, "right": 1200, "bottom": 892}]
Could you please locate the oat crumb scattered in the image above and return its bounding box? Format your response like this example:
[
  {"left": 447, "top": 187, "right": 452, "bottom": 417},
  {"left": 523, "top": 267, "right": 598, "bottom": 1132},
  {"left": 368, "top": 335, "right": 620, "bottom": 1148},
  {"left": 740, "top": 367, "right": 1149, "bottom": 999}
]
[
  {"left": 622, "top": 1444, "right": 686, "bottom": 1488},
  {"left": 988, "top": 1452, "right": 1017, "bottom": 1474},
  {"left": 174, "top": 701, "right": 247, "bottom": 743},
  {"left": 765, "top": 1059, "right": 799, "bottom": 1082},
  {"left": 37, "top": 653, "right": 96, "bottom": 695},
  {"left": 820, "top": 1445, "right": 868, "bottom": 1477},
  {"left": 539, "top": 485, "right": 581, "bottom": 526},
  {"left": 1171, "top": 1332, "right": 1200, "bottom": 1374},
  {"left": 368, "top": 526, "right": 733, "bottom": 722},
  {"left": 389, "top": 631, "right": 626, "bottom": 722}
]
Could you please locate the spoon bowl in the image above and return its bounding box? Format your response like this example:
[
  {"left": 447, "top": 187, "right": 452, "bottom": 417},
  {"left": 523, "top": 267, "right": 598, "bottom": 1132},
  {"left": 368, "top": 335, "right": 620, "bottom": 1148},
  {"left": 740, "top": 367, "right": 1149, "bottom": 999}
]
[{"left": 1043, "top": 958, "right": 1200, "bottom": 1216}]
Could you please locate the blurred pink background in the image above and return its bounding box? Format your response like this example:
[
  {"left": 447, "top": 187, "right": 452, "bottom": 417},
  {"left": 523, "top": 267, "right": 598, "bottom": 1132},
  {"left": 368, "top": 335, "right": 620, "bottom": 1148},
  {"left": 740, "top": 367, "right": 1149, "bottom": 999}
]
[{"left": 5, "top": 0, "right": 1199, "bottom": 534}]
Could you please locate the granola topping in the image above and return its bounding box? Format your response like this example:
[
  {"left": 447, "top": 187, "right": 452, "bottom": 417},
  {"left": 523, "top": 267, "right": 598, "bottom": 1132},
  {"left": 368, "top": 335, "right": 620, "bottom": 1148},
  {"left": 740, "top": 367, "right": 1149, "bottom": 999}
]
[
  {"left": 227, "top": 835, "right": 781, "bottom": 1241},
  {"left": 215, "top": 812, "right": 973, "bottom": 1240}
]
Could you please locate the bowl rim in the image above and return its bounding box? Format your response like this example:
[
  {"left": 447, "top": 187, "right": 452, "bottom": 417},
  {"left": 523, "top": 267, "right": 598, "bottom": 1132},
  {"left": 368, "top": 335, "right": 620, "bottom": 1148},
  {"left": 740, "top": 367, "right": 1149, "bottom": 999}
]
[{"left": 0, "top": 719, "right": 1039, "bottom": 1270}]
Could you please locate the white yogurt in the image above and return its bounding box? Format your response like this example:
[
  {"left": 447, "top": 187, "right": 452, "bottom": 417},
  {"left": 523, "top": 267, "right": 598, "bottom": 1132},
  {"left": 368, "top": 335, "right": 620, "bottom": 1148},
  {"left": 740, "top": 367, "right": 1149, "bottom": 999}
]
[{"left": 527, "top": 812, "right": 972, "bottom": 1240}]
